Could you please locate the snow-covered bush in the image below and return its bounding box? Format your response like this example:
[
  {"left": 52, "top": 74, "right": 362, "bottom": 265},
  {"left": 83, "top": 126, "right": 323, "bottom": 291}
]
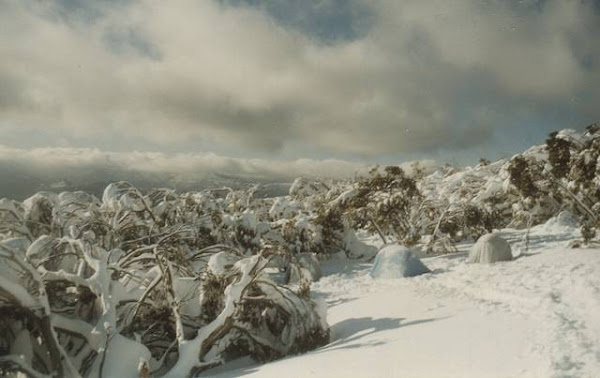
[
  {"left": 467, "top": 233, "right": 513, "bottom": 264},
  {"left": 289, "top": 177, "right": 330, "bottom": 200},
  {"left": 370, "top": 244, "right": 430, "bottom": 279},
  {"left": 286, "top": 253, "right": 322, "bottom": 284},
  {"left": 0, "top": 183, "right": 330, "bottom": 377},
  {"left": 342, "top": 166, "right": 422, "bottom": 246}
]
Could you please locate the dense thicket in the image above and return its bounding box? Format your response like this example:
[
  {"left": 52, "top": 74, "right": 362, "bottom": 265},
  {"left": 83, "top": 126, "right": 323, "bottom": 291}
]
[{"left": 0, "top": 183, "right": 333, "bottom": 377}]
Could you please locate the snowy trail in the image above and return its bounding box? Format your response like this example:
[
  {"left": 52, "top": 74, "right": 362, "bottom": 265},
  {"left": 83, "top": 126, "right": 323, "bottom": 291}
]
[
  {"left": 415, "top": 248, "right": 600, "bottom": 378},
  {"left": 207, "top": 225, "right": 600, "bottom": 378}
]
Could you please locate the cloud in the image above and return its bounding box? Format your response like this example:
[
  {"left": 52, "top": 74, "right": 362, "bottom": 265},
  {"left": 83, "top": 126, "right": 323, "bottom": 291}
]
[
  {"left": 219, "top": 0, "right": 376, "bottom": 44},
  {"left": 0, "top": 0, "right": 598, "bottom": 160},
  {"left": 0, "top": 144, "right": 369, "bottom": 199},
  {"left": 0, "top": 145, "right": 365, "bottom": 178}
]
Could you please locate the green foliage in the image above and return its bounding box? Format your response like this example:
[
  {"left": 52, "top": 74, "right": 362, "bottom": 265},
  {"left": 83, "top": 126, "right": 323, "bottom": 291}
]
[
  {"left": 343, "top": 166, "right": 421, "bottom": 245},
  {"left": 507, "top": 155, "right": 540, "bottom": 198},
  {"left": 546, "top": 131, "right": 572, "bottom": 179}
]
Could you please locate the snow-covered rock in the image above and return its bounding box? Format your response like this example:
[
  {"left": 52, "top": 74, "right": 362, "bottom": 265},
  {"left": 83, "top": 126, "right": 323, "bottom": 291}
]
[
  {"left": 468, "top": 233, "right": 513, "bottom": 263},
  {"left": 370, "top": 244, "right": 430, "bottom": 279}
]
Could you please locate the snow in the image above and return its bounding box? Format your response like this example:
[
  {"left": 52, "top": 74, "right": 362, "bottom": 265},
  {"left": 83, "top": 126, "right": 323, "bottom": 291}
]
[
  {"left": 370, "top": 244, "right": 430, "bottom": 278},
  {"left": 206, "top": 226, "right": 600, "bottom": 378},
  {"left": 101, "top": 334, "right": 152, "bottom": 378}
]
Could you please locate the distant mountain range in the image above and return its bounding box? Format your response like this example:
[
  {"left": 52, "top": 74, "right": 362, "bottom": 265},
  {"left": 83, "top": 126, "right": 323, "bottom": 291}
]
[{"left": 0, "top": 161, "right": 292, "bottom": 200}]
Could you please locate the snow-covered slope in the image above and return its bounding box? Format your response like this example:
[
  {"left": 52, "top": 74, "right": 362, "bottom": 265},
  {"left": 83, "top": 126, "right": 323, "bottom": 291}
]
[{"left": 206, "top": 221, "right": 600, "bottom": 377}]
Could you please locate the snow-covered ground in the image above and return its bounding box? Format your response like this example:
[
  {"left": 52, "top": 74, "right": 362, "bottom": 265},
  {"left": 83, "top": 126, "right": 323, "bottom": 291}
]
[{"left": 206, "top": 218, "right": 600, "bottom": 377}]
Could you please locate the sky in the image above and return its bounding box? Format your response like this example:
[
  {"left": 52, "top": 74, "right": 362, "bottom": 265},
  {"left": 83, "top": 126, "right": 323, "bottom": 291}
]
[{"left": 0, "top": 0, "right": 599, "bottom": 193}]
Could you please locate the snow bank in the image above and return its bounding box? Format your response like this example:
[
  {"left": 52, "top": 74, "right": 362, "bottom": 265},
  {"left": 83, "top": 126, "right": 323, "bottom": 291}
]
[
  {"left": 468, "top": 233, "right": 513, "bottom": 263},
  {"left": 370, "top": 244, "right": 430, "bottom": 279}
]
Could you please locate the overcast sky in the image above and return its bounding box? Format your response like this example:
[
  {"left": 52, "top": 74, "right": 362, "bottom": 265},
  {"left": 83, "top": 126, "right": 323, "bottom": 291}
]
[{"left": 1, "top": 0, "right": 599, "bottom": 186}]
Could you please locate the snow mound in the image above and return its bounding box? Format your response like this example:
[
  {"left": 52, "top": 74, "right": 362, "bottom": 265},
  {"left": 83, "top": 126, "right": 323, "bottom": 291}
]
[
  {"left": 468, "top": 233, "right": 513, "bottom": 263},
  {"left": 370, "top": 244, "right": 430, "bottom": 279}
]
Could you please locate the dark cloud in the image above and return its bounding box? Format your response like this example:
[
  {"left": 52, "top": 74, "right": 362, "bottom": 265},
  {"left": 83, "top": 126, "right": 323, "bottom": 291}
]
[
  {"left": 0, "top": 0, "right": 598, "bottom": 164},
  {"left": 219, "top": 0, "right": 376, "bottom": 44}
]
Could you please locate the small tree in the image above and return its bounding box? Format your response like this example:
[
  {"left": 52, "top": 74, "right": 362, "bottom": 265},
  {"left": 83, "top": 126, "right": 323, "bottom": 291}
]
[
  {"left": 343, "top": 166, "right": 421, "bottom": 245},
  {"left": 546, "top": 131, "right": 572, "bottom": 179}
]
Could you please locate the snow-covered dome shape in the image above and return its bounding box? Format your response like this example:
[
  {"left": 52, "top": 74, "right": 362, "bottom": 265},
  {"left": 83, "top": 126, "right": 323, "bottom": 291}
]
[
  {"left": 468, "top": 233, "right": 513, "bottom": 264},
  {"left": 370, "top": 244, "right": 430, "bottom": 279}
]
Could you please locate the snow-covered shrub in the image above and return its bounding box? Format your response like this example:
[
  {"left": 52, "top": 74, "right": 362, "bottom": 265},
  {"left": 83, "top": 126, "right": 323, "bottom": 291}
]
[
  {"left": 289, "top": 178, "right": 329, "bottom": 199},
  {"left": 269, "top": 197, "right": 302, "bottom": 220},
  {"left": 342, "top": 166, "right": 422, "bottom": 246},
  {"left": 23, "top": 192, "right": 59, "bottom": 238},
  {"left": 0, "top": 199, "right": 30, "bottom": 240},
  {"left": 467, "top": 233, "right": 513, "bottom": 263},
  {"left": 340, "top": 228, "right": 378, "bottom": 259},
  {"left": 286, "top": 253, "right": 322, "bottom": 284},
  {"left": 370, "top": 244, "right": 430, "bottom": 279},
  {"left": 0, "top": 182, "right": 331, "bottom": 377},
  {"left": 546, "top": 131, "right": 572, "bottom": 179}
]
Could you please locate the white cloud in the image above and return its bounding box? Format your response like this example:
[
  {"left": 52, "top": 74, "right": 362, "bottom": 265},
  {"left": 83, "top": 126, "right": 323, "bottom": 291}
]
[{"left": 0, "top": 144, "right": 363, "bottom": 180}]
